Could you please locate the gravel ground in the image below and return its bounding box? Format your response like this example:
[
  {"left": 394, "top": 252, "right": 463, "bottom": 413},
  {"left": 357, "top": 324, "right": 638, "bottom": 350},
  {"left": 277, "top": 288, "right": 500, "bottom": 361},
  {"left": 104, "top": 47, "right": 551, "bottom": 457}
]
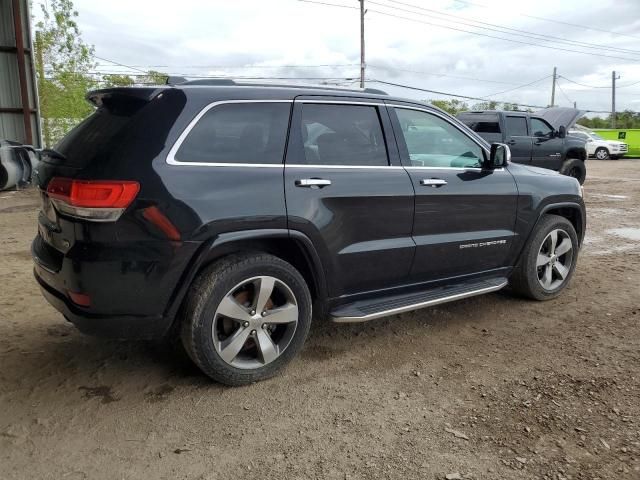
[{"left": 1, "top": 159, "right": 639, "bottom": 480}]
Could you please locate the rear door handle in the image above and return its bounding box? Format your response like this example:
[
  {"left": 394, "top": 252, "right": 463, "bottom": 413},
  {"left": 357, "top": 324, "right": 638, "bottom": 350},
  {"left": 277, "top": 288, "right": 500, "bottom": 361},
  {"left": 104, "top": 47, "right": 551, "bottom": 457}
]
[
  {"left": 295, "top": 178, "right": 332, "bottom": 188},
  {"left": 507, "top": 140, "right": 517, "bottom": 145},
  {"left": 420, "top": 178, "right": 447, "bottom": 187}
]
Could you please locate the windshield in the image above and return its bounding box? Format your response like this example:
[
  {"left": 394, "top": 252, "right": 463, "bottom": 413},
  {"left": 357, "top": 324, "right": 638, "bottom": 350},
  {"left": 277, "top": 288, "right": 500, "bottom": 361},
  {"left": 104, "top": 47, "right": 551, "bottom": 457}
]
[{"left": 590, "top": 132, "right": 605, "bottom": 140}]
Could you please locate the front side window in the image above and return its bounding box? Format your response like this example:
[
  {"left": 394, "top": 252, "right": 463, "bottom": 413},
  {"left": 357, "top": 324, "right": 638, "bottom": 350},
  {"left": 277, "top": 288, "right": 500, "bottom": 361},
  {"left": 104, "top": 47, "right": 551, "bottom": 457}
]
[
  {"left": 174, "top": 102, "right": 291, "bottom": 164},
  {"left": 530, "top": 118, "right": 554, "bottom": 138},
  {"left": 298, "top": 104, "right": 389, "bottom": 166},
  {"left": 395, "top": 108, "right": 485, "bottom": 168},
  {"left": 505, "top": 116, "right": 528, "bottom": 137}
]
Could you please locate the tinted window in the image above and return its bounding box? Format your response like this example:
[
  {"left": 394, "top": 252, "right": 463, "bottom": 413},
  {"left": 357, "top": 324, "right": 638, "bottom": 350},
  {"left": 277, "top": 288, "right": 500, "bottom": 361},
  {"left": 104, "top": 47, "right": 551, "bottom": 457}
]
[
  {"left": 530, "top": 118, "right": 554, "bottom": 138},
  {"left": 299, "top": 104, "right": 388, "bottom": 166},
  {"left": 175, "top": 103, "right": 291, "bottom": 164},
  {"left": 396, "top": 108, "right": 485, "bottom": 168},
  {"left": 457, "top": 114, "right": 501, "bottom": 134},
  {"left": 505, "top": 116, "right": 528, "bottom": 136}
]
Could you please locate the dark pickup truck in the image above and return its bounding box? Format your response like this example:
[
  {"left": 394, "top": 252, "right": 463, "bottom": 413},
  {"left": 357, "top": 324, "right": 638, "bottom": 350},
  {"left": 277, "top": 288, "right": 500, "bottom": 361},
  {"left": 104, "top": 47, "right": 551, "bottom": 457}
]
[{"left": 457, "top": 108, "right": 587, "bottom": 184}]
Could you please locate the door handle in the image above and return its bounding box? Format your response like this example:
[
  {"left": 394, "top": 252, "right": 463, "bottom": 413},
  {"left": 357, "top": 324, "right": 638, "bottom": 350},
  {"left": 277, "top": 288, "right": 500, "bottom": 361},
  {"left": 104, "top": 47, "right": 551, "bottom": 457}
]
[
  {"left": 507, "top": 140, "right": 517, "bottom": 145},
  {"left": 295, "top": 178, "right": 332, "bottom": 188},
  {"left": 420, "top": 178, "right": 447, "bottom": 187}
]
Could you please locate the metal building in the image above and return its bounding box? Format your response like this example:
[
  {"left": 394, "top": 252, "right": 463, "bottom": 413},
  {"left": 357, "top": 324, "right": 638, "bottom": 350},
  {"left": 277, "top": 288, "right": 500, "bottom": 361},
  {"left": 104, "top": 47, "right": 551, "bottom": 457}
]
[{"left": 0, "top": 0, "right": 41, "bottom": 147}]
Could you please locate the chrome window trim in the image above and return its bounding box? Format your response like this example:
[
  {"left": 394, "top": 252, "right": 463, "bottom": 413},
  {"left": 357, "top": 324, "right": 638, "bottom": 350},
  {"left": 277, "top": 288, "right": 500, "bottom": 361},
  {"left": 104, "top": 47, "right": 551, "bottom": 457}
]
[
  {"left": 293, "top": 99, "right": 386, "bottom": 106},
  {"left": 289, "top": 99, "right": 394, "bottom": 169},
  {"left": 166, "top": 98, "right": 499, "bottom": 172},
  {"left": 166, "top": 99, "right": 293, "bottom": 166},
  {"left": 286, "top": 164, "right": 404, "bottom": 170}
]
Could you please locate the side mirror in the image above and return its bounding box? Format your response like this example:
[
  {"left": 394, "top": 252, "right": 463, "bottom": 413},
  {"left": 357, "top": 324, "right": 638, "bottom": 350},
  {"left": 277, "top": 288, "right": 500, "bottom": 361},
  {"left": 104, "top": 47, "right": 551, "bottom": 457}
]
[
  {"left": 557, "top": 125, "right": 567, "bottom": 138},
  {"left": 488, "top": 143, "right": 510, "bottom": 168}
]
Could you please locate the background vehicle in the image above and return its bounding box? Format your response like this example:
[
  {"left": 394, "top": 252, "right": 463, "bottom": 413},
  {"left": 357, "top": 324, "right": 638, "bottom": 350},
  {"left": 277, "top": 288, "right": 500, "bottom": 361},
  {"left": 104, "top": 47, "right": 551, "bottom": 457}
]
[
  {"left": 457, "top": 107, "right": 588, "bottom": 184},
  {"left": 31, "top": 81, "right": 586, "bottom": 385},
  {"left": 569, "top": 129, "right": 628, "bottom": 159}
]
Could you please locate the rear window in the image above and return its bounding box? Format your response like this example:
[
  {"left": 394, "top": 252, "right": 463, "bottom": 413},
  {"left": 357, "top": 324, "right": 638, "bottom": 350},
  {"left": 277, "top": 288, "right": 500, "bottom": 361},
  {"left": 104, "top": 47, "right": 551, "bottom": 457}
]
[
  {"left": 174, "top": 103, "right": 291, "bottom": 164},
  {"left": 54, "top": 89, "right": 186, "bottom": 168},
  {"left": 457, "top": 114, "right": 501, "bottom": 134}
]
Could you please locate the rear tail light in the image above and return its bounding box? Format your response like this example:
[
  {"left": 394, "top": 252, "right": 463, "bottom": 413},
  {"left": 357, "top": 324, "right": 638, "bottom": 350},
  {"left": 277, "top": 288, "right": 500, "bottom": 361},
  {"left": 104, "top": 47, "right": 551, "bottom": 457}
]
[{"left": 47, "top": 177, "right": 139, "bottom": 222}]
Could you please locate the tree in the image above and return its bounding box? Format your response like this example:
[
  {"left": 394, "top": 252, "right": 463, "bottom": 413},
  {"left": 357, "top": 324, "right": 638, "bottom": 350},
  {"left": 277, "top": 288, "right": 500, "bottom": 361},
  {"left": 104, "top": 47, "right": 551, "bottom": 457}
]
[
  {"left": 34, "top": 0, "right": 97, "bottom": 146},
  {"left": 429, "top": 99, "right": 470, "bottom": 115},
  {"left": 102, "top": 74, "right": 135, "bottom": 87}
]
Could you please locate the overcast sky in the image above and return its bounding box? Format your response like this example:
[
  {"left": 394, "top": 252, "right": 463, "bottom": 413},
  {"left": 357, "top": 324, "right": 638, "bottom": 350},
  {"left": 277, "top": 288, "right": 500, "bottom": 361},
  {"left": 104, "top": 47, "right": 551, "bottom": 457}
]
[{"left": 53, "top": 0, "right": 640, "bottom": 115}]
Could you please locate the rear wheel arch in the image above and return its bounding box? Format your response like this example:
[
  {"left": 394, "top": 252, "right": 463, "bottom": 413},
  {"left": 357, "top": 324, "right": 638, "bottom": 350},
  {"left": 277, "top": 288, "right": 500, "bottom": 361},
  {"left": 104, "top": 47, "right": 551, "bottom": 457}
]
[
  {"left": 192, "top": 230, "right": 326, "bottom": 302},
  {"left": 166, "top": 230, "right": 327, "bottom": 338}
]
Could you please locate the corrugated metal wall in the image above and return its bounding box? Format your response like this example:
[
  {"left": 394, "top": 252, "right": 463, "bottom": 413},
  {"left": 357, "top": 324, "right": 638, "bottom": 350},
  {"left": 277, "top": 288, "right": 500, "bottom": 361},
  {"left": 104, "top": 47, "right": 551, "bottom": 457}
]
[{"left": 0, "top": 0, "right": 41, "bottom": 147}]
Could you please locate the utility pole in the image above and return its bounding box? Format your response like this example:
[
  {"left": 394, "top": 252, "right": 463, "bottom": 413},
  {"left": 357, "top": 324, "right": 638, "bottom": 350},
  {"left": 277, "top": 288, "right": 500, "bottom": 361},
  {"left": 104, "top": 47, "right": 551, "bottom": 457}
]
[
  {"left": 612, "top": 71, "right": 620, "bottom": 128},
  {"left": 360, "top": 0, "right": 365, "bottom": 89},
  {"left": 550, "top": 66, "right": 557, "bottom": 107}
]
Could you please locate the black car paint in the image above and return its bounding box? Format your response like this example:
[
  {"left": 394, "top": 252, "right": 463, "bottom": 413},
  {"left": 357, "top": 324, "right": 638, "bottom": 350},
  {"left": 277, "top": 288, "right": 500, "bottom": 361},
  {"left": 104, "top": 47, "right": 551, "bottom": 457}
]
[
  {"left": 457, "top": 110, "right": 587, "bottom": 171},
  {"left": 32, "top": 85, "right": 585, "bottom": 339}
]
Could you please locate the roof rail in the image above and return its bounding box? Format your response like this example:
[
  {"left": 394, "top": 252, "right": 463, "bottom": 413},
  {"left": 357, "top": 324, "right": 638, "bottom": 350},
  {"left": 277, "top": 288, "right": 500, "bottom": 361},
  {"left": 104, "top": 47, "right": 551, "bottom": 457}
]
[{"left": 167, "top": 77, "right": 388, "bottom": 95}]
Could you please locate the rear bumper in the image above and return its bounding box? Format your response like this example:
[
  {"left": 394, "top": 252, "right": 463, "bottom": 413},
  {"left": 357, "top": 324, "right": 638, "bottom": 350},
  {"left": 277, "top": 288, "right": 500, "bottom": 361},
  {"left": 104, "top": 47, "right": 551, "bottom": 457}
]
[
  {"left": 34, "top": 265, "right": 173, "bottom": 339},
  {"left": 31, "top": 233, "right": 199, "bottom": 340}
]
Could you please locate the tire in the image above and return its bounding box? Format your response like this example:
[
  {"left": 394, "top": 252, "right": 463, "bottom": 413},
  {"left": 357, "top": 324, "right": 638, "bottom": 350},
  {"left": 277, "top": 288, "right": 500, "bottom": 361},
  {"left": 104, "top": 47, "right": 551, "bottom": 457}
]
[
  {"left": 510, "top": 214, "right": 579, "bottom": 301},
  {"left": 594, "top": 147, "right": 609, "bottom": 160},
  {"left": 559, "top": 158, "right": 586, "bottom": 185},
  {"left": 181, "top": 253, "right": 312, "bottom": 386}
]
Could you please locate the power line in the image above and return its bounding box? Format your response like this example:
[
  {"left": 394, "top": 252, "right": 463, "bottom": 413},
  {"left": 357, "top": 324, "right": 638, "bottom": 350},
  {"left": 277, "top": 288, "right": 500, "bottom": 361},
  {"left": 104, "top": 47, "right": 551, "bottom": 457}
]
[
  {"left": 369, "top": 78, "right": 620, "bottom": 113},
  {"left": 555, "top": 80, "right": 574, "bottom": 106},
  {"left": 365, "top": 8, "right": 640, "bottom": 63},
  {"left": 450, "top": 0, "right": 640, "bottom": 41},
  {"left": 297, "top": 0, "right": 357, "bottom": 9},
  {"left": 93, "top": 55, "right": 149, "bottom": 74},
  {"left": 367, "top": 64, "right": 520, "bottom": 85},
  {"left": 300, "top": 0, "right": 640, "bottom": 63},
  {"left": 484, "top": 75, "right": 552, "bottom": 98},
  {"left": 372, "top": 0, "right": 640, "bottom": 57},
  {"left": 368, "top": 79, "right": 546, "bottom": 108},
  {"left": 94, "top": 62, "right": 360, "bottom": 70}
]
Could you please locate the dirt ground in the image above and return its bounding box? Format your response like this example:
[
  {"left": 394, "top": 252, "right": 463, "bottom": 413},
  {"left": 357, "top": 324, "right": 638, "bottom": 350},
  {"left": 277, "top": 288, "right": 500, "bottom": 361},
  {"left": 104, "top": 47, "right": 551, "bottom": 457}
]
[{"left": 1, "top": 160, "right": 639, "bottom": 480}]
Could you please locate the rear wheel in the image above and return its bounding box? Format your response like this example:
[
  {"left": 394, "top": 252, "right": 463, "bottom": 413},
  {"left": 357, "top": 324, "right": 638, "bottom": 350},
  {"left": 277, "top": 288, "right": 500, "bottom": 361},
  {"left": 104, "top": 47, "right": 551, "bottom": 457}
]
[
  {"left": 510, "top": 214, "right": 579, "bottom": 301},
  {"left": 559, "top": 158, "right": 586, "bottom": 185},
  {"left": 595, "top": 147, "right": 609, "bottom": 160},
  {"left": 181, "top": 254, "right": 312, "bottom": 385}
]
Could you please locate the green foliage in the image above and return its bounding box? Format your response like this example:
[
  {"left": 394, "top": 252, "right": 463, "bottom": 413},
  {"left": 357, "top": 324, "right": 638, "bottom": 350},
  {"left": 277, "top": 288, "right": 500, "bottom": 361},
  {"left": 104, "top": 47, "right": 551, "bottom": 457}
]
[
  {"left": 430, "top": 99, "right": 469, "bottom": 115},
  {"left": 34, "top": 0, "right": 97, "bottom": 146},
  {"left": 577, "top": 110, "right": 640, "bottom": 129},
  {"left": 102, "top": 74, "right": 135, "bottom": 87}
]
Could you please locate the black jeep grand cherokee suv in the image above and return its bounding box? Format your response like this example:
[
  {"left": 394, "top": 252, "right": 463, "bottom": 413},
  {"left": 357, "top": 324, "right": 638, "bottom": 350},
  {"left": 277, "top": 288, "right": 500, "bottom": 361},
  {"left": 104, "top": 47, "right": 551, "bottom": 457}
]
[{"left": 32, "top": 81, "right": 585, "bottom": 385}]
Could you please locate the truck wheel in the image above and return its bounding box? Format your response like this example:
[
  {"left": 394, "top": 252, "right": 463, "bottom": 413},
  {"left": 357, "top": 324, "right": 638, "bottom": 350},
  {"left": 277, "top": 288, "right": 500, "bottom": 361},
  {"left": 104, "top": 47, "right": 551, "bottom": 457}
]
[
  {"left": 594, "top": 147, "right": 609, "bottom": 160},
  {"left": 559, "top": 158, "right": 586, "bottom": 185},
  {"left": 181, "top": 253, "right": 312, "bottom": 386},
  {"left": 509, "top": 214, "right": 579, "bottom": 301}
]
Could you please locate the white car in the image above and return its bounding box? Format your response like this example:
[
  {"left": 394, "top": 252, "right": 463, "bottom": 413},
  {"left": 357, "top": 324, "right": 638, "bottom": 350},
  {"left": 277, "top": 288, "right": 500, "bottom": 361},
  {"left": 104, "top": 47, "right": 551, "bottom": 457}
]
[{"left": 569, "top": 130, "right": 628, "bottom": 160}]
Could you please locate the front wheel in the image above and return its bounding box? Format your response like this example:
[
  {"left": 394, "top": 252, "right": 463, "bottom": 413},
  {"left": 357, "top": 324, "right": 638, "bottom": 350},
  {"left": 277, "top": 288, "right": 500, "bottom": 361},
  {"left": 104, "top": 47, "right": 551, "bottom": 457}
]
[
  {"left": 559, "top": 158, "right": 586, "bottom": 185},
  {"left": 594, "top": 147, "right": 610, "bottom": 160},
  {"left": 181, "top": 254, "right": 312, "bottom": 386},
  {"left": 510, "top": 214, "right": 579, "bottom": 301}
]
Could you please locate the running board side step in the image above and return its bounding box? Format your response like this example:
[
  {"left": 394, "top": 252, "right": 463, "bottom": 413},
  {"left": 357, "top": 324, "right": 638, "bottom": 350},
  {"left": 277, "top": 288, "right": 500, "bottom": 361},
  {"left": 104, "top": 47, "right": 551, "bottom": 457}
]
[{"left": 330, "top": 277, "right": 508, "bottom": 323}]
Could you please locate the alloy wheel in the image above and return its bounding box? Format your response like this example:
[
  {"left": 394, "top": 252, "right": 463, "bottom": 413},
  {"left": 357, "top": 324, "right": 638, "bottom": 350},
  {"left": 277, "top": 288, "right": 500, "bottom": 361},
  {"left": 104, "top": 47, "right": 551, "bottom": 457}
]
[
  {"left": 536, "top": 229, "right": 574, "bottom": 290},
  {"left": 212, "top": 276, "right": 299, "bottom": 369},
  {"left": 596, "top": 149, "right": 609, "bottom": 160}
]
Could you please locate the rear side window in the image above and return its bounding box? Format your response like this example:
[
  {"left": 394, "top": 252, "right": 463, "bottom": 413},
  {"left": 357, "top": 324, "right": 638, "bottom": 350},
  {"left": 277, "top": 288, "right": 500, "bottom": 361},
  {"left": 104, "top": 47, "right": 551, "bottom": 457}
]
[
  {"left": 457, "top": 114, "right": 501, "bottom": 134},
  {"left": 174, "top": 103, "right": 291, "bottom": 164},
  {"left": 505, "top": 116, "right": 528, "bottom": 136},
  {"left": 298, "top": 104, "right": 389, "bottom": 166}
]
